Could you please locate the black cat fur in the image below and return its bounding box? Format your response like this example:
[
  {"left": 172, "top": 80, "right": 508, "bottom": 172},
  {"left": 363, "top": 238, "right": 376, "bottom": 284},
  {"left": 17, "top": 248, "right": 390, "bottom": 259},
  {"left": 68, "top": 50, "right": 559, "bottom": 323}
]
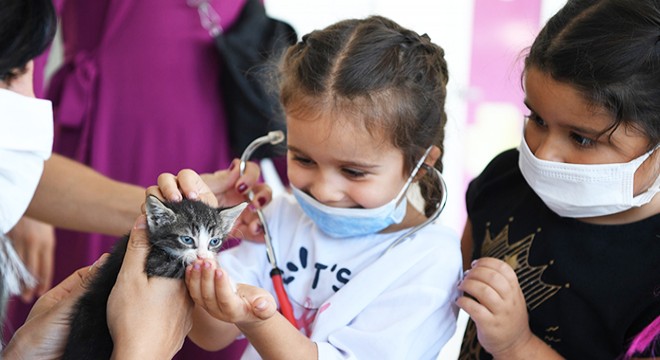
[{"left": 61, "top": 196, "right": 246, "bottom": 359}]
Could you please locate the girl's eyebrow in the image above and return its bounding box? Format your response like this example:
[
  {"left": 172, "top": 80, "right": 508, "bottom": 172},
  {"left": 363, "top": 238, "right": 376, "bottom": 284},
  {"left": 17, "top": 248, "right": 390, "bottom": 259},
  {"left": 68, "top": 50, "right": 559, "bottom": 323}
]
[
  {"left": 287, "top": 145, "right": 380, "bottom": 169},
  {"left": 287, "top": 145, "right": 304, "bottom": 154},
  {"left": 523, "top": 100, "right": 603, "bottom": 136}
]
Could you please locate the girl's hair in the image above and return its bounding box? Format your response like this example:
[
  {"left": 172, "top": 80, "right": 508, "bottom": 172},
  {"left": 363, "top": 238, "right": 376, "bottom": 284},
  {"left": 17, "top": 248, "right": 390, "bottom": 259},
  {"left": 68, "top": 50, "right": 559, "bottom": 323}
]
[
  {"left": 525, "top": 0, "right": 660, "bottom": 149},
  {"left": 278, "top": 16, "right": 449, "bottom": 216},
  {"left": 0, "top": 0, "right": 57, "bottom": 83},
  {"left": 625, "top": 315, "right": 660, "bottom": 359}
]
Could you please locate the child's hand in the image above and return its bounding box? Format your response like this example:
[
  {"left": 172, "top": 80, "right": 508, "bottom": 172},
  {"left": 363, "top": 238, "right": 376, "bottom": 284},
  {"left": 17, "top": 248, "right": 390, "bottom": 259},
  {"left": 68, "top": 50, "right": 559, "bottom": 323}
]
[
  {"left": 456, "top": 257, "right": 533, "bottom": 357},
  {"left": 185, "top": 259, "right": 277, "bottom": 325}
]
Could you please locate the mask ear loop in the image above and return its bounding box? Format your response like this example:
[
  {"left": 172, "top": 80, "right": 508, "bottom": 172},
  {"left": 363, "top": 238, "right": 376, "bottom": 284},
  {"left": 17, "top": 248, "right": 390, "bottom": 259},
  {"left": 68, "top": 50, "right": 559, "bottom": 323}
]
[{"left": 385, "top": 164, "right": 447, "bottom": 253}]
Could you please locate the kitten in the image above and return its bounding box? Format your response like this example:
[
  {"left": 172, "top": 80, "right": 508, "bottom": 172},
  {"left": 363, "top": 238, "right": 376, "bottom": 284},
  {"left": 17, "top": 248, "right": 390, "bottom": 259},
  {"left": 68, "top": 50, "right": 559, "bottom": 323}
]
[{"left": 62, "top": 195, "right": 247, "bottom": 360}]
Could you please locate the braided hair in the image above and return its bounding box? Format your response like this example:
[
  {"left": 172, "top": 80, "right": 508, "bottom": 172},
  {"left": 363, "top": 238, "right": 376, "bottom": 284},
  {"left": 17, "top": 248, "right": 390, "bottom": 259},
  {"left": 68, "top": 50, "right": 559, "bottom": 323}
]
[{"left": 278, "top": 16, "right": 449, "bottom": 216}]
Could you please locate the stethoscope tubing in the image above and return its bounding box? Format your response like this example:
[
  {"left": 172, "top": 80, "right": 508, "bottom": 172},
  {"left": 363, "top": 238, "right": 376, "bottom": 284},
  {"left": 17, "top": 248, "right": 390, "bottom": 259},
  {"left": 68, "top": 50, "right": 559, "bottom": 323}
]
[{"left": 239, "top": 131, "right": 297, "bottom": 326}]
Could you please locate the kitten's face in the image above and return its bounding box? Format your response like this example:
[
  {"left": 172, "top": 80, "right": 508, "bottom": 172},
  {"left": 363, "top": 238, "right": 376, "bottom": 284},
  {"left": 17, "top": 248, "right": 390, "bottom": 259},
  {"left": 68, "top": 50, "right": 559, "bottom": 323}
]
[{"left": 145, "top": 196, "right": 246, "bottom": 266}]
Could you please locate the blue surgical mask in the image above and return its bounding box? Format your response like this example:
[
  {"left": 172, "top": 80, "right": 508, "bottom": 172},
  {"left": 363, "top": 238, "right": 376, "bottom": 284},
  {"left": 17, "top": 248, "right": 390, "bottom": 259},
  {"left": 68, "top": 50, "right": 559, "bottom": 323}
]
[{"left": 291, "top": 147, "right": 432, "bottom": 238}]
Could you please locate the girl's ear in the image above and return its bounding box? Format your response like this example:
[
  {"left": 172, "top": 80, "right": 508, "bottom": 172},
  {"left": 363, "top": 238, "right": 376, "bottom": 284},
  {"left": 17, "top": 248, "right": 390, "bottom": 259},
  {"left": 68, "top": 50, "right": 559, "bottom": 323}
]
[
  {"left": 414, "top": 145, "right": 442, "bottom": 181},
  {"left": 425, "top": 146, "right": 442, "bottom": 168}
]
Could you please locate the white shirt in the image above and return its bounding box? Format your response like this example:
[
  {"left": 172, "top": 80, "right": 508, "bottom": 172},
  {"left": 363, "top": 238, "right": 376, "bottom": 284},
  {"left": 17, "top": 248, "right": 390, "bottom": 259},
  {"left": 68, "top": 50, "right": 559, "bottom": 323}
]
[
  {"left": 220, "top": 192, "right": 462, "bottom": 359},
  {"left": 0, "top": 88, "right": 53, "bottom": 233}
]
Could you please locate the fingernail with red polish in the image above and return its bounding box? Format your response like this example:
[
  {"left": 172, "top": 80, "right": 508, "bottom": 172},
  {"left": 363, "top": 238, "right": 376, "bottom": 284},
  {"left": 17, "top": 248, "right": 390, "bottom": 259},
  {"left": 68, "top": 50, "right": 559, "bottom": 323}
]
[
  {"left": 237, "top": 183, "right": 248, "bottom": 193},
  {"left": 258, "top": 197, "right": 267, "bottom": 207}
]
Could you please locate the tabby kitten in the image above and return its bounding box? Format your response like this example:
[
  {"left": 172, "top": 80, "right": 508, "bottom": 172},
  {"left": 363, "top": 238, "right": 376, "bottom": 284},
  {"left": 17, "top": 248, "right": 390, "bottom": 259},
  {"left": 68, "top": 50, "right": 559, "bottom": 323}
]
[{"left": 62, "top": 195, "right": 247, "bottom": 359}]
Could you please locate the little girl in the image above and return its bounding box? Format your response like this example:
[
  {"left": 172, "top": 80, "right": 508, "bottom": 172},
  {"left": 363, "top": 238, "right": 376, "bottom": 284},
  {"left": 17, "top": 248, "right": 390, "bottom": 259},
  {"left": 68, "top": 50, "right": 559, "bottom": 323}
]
[
  {"left": 458, "top": 0, "right": 659, "bottom": 358},
  {"left": 164, "top": 16, "right": 461, "bottom": 359}
]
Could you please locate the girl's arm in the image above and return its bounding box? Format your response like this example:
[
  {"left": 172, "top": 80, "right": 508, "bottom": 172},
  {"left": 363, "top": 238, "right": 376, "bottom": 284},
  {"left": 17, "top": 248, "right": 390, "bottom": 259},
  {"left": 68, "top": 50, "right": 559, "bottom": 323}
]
[
  {"left": 238, "top": 312, "right": 317, "bottom": 359},
  {"left": 185, "top": 259, "right": 317, "bottom": 358},
  {"left": 461, "top": 218, "right": 474, "bottom": 271}
]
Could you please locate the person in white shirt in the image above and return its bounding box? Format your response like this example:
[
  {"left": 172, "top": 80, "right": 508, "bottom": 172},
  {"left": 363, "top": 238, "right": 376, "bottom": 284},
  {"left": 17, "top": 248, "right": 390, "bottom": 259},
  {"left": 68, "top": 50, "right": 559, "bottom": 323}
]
[{"left": 158, "top": 15, "right": 463, "bottom": 360}]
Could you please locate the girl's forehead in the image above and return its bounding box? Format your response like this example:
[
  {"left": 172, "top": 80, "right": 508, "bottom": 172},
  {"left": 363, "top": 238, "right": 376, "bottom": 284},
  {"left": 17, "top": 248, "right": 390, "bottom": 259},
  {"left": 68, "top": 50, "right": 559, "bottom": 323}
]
[
  {"left": 286, "top": 111, "right": 399, "bottom": 161},
  {"left": 524, "top": 68, "right": 611, "bottom": 128}
]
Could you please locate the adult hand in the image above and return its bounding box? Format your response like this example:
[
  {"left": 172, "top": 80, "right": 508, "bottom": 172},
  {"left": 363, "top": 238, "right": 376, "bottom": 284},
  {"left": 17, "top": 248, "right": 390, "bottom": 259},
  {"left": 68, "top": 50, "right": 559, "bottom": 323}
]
[
  {"left": 2, "top": 255, "right": 106, "bottom": 360},
  {"left": 456, "top": 257, "right": 534, "bottom": 358},
  {"left": 146, "top": 159, "right": 271, "bottom": 241},
  {"left": 8, "top": 216, "right": 55, "bottom": 302},
  {"left": 107, "top": 215, "right": 193, "bottom": 359}
]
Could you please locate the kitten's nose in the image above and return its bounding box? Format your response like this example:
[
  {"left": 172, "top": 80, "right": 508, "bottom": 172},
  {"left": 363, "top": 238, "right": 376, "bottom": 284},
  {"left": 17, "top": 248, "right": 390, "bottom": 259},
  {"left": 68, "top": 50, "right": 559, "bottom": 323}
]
[{"left": 197, "top": 252, "right": 212, "bottom": 260}]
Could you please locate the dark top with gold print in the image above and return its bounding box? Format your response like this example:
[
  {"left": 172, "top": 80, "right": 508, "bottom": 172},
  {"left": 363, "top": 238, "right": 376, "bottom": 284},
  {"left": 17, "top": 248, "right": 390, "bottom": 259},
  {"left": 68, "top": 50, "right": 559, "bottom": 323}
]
[{"left": 459, "top": 149, "right": 660, "bottom": 359}]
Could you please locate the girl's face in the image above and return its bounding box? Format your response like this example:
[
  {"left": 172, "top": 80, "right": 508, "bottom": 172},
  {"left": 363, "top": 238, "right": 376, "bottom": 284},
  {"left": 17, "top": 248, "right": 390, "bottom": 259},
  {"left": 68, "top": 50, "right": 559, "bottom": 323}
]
[
  {"left": 523, "top": 66, "right": 659, "bottom": 196},
  {"left": 286, "top": 111, "right": 407, "bottom": 210}
]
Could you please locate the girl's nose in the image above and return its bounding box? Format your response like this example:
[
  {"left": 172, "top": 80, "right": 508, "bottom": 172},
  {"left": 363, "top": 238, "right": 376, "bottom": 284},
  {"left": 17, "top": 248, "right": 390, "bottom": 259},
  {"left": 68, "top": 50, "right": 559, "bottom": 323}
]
[
  {"left": 530, "top": 135, "right": 564, "bottom": 163},
  {"left": 308, "top": 178, "right": 344, "bottom": 205}
]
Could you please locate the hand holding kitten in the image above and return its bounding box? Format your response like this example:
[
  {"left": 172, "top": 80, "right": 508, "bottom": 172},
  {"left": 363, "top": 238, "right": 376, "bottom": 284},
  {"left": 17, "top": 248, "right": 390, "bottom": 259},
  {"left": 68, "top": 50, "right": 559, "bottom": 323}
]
[
  {"left": 2, "top": 255, "right": 105, "bottom": 360},
  {"left": 107, "top": 215, "right": 194, "bottom": 359}
]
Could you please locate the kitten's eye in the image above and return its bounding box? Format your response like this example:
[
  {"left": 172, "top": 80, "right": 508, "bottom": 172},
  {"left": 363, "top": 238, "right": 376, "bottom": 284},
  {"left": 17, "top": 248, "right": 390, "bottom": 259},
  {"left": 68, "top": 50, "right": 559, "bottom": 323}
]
[
  {"left": 179, "top": 235, "right": 195, "bottom": 245},
  {"left": 209, "top": 238, "right": 221, "bottom": 247}
]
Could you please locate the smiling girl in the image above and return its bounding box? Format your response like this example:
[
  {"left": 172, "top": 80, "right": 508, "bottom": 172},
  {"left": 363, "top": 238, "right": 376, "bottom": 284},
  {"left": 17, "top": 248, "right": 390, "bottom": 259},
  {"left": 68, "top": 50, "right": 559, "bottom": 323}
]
[{"left": 167, "top": 16, "right": 462, "bottom": 360}]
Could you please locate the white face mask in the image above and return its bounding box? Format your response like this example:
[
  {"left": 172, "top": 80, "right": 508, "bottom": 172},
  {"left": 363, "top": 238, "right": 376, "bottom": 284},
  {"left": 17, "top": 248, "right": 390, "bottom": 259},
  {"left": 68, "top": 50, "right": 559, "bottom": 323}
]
[
  {"left": 518, "top": 137, "right": 660, "bottom": 218},
  {"left": 0, "top": 89, "right": 53, "bottom": 233}
]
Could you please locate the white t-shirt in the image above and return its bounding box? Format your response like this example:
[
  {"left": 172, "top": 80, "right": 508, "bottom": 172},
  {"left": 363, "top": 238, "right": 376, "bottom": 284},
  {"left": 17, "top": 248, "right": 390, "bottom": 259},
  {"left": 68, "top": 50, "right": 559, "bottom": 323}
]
[{"left": 219, "top": 192, "right": 462, "bottom": 360}]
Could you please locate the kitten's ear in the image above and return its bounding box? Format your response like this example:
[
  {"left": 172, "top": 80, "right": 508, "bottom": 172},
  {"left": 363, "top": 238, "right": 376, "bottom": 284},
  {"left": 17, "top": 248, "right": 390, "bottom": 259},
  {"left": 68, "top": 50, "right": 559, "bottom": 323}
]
[
  {"left": 145, "top": 195, "right": 176, "bottom": 231},
  {"left": 219, "top": 202, "right": 248, "bottom": 232}
]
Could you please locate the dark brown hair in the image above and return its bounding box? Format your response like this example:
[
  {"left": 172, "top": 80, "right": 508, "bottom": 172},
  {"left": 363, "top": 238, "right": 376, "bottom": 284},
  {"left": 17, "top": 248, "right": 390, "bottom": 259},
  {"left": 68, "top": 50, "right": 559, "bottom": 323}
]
[
  {"left": 525, "top": 0, "right": 660, "bottom": 149},
  {"left": 0, "top": 0, "right": 57, "bottom": 82},
  {"left": 278, "top": 16, "right": 449, "bottom": 216}
]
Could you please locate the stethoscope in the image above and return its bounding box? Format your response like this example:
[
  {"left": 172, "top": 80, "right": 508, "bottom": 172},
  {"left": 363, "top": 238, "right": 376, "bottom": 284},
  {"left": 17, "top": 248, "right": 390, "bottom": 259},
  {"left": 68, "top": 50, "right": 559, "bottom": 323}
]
[
  {"left": 239, "top": 131, "right": 448, "bottom": 324},
  {"left": 239, "top": 130, "right": 296, "bottom": 325}
]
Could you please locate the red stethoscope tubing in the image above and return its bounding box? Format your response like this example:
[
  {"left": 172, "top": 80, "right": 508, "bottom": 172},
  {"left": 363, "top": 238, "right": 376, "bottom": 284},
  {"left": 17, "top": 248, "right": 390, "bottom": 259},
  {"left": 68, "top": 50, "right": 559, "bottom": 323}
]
[{"left": 270, "top": 269, "right": 296, "bottom": 325}]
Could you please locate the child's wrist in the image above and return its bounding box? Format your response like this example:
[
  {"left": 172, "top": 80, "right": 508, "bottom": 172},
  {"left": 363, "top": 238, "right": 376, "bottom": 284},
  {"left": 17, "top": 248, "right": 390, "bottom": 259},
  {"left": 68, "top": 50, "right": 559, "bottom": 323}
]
[{"left": 235, "top": 314, "right": 273, "bottom": 332}]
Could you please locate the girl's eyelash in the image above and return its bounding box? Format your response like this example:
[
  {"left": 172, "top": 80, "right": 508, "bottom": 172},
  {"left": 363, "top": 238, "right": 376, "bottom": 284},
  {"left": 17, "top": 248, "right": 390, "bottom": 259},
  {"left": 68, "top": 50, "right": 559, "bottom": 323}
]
[
  {"left": 569, "top": 132, "right": 596, "bottom": 148},
  {"left": 525, "top": 113, "right": 597, "bottom": 148},
  {"left": 342, "top": 168, "right": 367, "bottom": 178},
  {"left": 292, "top": 155, "right": 314, "bottom": 165},
  {"left": 526, "top": 113, "right": 546, "bottom": 127},
  {"left": 290, "top": 152, "right": 368, "bottom": 178}
]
